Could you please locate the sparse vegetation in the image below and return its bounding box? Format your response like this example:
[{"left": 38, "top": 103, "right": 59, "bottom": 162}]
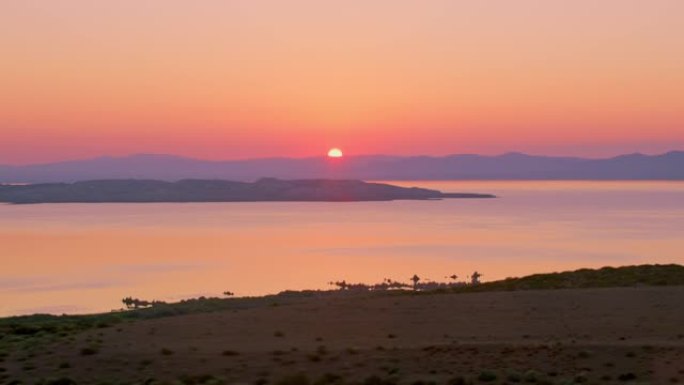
[
  {"left": 363, "top": 375, "right": 398, "bottom": 385},
  {"left": 0, "top": 265, "right": 680, "bottom": 384},
  {"left": 452, "top": 264, "right": 684, "bottom": 293},
  {"left": 477, "top": 370, "right": 497, "bottom": 382},
  {"left": 36, "top": 378, "right": 77, "bottom": 385},
  {"left": 447, "top": 376, "right": 469, "bottom": 385},
  {"left": 1, "top": 265, "right": 679, "bottom": 343},
  {"left": 618, "top": 373, "right": 637, "bottom": 381},
  {"left": 277, "top": 373, "right": 310, "bottom": 385},
  {"left": 314, "top": 373, "right": 343, "bottom": 385},
  {"left": 506, "top": 371, "right": 522, "bottom": 383},
  {"left": 79, "top": 346, "right": 99, "bottom": 356},
  {"left": 160, "top": 347, "right": 174, "bottom": 355},
  {"left": 177, "top": 374, "right": 226, "bottom": 385}
]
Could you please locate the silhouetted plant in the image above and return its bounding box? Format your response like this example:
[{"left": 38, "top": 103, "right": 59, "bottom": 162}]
[
  {"left": 122, "top": 297, "right": 167, "bottom": 310},
  {"left": 410, "top": 274, "right": 421, "bottom": 290},
  {"left": 470, "top": 271, "right": 482, "bottom": 285}
]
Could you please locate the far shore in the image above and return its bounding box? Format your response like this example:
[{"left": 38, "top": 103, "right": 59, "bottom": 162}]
[{"left": 0, "top": 178, "right": 495, "bottom": 204}]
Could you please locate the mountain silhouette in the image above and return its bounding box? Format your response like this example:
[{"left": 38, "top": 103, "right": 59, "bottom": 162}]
[{"left": 0, "top": 151, "right": 682, "bottom": 183}]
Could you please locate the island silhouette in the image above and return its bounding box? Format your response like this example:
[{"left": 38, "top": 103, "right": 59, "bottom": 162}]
[{"left": 0, "top": 178, "right": 494, "bottom": 204}]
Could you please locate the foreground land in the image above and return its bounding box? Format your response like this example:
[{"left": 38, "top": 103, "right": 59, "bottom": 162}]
[
  {"left": 1, "top": 266, "right": 683, "bottom": 384},
  {"left": 0, "top": 179, "right": 494, "bottom": 204}
]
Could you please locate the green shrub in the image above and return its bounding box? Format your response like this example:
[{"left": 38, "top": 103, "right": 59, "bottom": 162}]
[
  {"left": 276, "top": 374, "right": 310, "bottom": 385},
  {"left": 506, "top": 371, "right": 522, "bottom": 383},
  {"left": 523, "top": 370, "right": 540, "bottom": 383},
  {"left": 452, "top": 264, "right": 684, "bottom": 293},
  {"left": 478, "top": 370, "right": 497, "bottom": 382}
]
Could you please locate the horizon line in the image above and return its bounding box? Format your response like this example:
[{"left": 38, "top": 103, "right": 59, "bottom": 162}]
[{"left": 2, "top": 149, "right": 683, "bottom": 167}]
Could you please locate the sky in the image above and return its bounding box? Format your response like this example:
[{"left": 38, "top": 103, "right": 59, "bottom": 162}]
[{"left": 1, "top": 0, "right": 683, "bottom": 164}]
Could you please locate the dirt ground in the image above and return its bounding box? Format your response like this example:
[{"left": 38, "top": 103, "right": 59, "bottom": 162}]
[{"left": 2, "top": 286, "right": 683, "bottom": 384}]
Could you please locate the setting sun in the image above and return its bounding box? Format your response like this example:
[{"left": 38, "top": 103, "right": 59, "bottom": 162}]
[{"left": 327, "top": 148, "right": 343, "bottom": 158}]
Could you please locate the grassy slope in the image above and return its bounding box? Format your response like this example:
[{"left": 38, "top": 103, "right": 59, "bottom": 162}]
[
  {"left": 1, "top": 264, "right": 683, "bottom": 339},
  {"left": 450, "top": 264, "right": 684, "bottom": 293}
]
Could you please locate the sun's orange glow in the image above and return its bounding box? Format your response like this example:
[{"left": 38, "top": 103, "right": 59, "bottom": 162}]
[
  {"left": 328, "top": 148, "right": 343, "bottom": 158},
  {"left": 0, "top": 1, "right": 683, "bottom": 163}
]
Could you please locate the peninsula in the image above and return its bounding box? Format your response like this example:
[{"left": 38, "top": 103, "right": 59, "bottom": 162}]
[{"left": 0, "top": 178, "right": 494, "bottom": 204}]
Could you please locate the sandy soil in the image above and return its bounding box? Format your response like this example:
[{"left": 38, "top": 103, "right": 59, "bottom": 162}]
[{"left": 2, "top": 286, "right": 684, "bottom": 384}]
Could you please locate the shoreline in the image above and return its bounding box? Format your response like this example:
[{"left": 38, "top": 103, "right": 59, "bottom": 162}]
[{"left": 1, "top": 273, "right": 683, "bottom": 384}]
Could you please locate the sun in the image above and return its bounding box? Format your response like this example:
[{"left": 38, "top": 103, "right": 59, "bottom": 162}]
[{"left": 327, "top": 148, "right": 343, "bottom": 158}]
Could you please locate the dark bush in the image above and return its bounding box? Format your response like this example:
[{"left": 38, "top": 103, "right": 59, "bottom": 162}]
[
  {"left": 478, "top": 370, "right": 497, "bottom": 382},
  {"left": 447, "top": 377, "right": 467, "bottom": 385},
  {"left": 38, "top": 378, "right": 78, "bottom": 385},
  {"left": 363, "top": 376, "right": 397, "bottom": 385},
  {"left": 618, "top": 373, "right": 637, "bottom": 381},
  {"left": 276, "top": 374, "right": 310, "bottom": 385},
  {"left": 160, "top": 348, "right": 174, "bottom": 356},
  {"left": 79, "top": 347, "right": 98, "bottom": 356},
  {"left": 313, "top": 373, "right": 343, "bottom": 385}
]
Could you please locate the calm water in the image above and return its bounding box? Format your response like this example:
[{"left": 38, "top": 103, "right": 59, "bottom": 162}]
[{"left": 1, "top": 181, "right": 683, "bottom": 316}]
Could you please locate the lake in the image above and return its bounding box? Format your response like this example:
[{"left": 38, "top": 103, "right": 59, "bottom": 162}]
[{"left": 1, "top": 180, "right": 683, "bottom": 316}]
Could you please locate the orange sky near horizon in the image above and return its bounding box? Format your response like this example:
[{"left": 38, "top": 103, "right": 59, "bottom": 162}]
[{"left": 1, "top": 0, "right": 683, "bottom": 164}]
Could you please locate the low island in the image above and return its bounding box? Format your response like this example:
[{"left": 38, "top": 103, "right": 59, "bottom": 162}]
[{"left": 0, "top": 178, "right": 494, "bottom": 204}]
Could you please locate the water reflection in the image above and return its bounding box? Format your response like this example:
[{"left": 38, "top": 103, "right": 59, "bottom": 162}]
[{"left": 1, "top": 181, "right": 682, "bottom": 316}]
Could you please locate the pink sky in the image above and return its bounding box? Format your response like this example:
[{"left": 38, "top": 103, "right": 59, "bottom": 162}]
[{"left": 1, "top": 0, "right": 683, "bottom": 164}]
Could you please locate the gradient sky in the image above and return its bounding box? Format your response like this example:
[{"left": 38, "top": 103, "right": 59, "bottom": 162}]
[{"left": 1, "top": 0, "right": 683, "bottom": 164}]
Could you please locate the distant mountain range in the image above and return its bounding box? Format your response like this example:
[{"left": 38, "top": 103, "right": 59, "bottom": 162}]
[{"left": 1, "top": 151, "right": 683, "bottom": 183}]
